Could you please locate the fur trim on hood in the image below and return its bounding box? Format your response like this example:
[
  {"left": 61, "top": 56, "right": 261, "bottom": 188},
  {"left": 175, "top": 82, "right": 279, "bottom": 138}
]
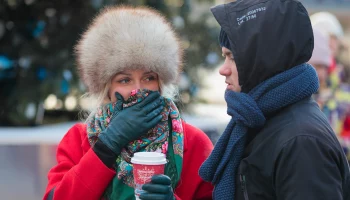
[{"left": 75, "top": 6, "right": 183, "bottom": 95}]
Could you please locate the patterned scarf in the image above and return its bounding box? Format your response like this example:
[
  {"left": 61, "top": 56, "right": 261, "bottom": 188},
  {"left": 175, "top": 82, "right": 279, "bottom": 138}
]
[
  {"left": 199, "top": 63, "right": 319, "bottom": 199},
  {"left": 87, "top": 89, "right": 184, "bottom": 200}
]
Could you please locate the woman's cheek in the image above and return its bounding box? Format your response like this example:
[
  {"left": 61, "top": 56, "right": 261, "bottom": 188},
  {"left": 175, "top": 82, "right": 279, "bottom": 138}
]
[{"left": 146, "top": 81, "right": 160, "bottom": 92}]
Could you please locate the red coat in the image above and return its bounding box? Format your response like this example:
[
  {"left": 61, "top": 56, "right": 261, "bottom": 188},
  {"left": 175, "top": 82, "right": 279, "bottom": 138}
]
[{"left": 43, "top": 122, "right": 214, "bottom": 200}]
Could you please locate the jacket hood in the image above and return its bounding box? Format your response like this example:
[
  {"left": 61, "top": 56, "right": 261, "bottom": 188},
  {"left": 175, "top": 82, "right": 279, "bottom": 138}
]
[
  {"left": 75, "top": 6, "right": 183, "bottom": 95},
  {"left": 211, "top": 0, "right": 314, "bottom": 93}
]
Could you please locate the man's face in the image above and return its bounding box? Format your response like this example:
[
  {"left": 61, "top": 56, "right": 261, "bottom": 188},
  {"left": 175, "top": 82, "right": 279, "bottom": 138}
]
[{"left": 219, "top": 47, "right": 241, "bottom": 92}]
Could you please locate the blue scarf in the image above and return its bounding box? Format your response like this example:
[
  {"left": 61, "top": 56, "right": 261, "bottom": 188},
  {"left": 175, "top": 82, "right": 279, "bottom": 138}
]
[{"left": 199, "top": 63, "right": 319, "bottom": 199}]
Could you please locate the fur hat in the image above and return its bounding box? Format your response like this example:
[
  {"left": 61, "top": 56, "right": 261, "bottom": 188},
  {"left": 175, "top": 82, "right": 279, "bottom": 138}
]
[{"left": 75, "top": 6, "right": 183, "bottom": 95}]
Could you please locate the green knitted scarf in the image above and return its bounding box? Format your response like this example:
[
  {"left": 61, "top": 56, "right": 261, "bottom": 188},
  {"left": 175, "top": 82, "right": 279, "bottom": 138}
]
[{"left": 87, "top": 89, "right": 184, "bottom": 200}]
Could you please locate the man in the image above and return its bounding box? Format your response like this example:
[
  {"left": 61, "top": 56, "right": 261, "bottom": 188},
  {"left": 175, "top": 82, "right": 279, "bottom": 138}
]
[
  {"left": 199, "top": 0, "right": 350, "bottom": 199},
  {"left": 310, "top": 12, "right": 346, "bottom": 88}
]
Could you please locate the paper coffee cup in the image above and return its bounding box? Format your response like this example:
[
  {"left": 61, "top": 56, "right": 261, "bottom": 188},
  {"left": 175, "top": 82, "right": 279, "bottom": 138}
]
[{"left": 131, "top": 152, "right": 167, "bottom": 200}]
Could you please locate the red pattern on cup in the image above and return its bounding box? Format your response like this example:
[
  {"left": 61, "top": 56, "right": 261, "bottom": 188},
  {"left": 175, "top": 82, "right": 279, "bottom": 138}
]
[{"left": 133, "top": 164, "right": 165, "bottom": 199}]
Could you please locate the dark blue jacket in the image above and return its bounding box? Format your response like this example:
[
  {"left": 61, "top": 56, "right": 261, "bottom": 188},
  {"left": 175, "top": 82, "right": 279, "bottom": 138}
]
[
  {"left": 210, "top": 1, "right": 350, "bottom": 198},
  {"left": 236, "top": 97, "right": 350, "bottom": 200}
]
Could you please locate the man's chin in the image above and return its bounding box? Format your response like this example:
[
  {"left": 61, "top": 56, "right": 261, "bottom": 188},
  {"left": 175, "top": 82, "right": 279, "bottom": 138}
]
[{"left": 226, "top": 84, "right": 241, "bottom": 92}]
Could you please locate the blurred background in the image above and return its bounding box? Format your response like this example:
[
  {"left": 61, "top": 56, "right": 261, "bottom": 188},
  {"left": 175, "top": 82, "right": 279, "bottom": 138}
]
[{"left": 0, "top": 0, "right": 349, "bottom": 199}]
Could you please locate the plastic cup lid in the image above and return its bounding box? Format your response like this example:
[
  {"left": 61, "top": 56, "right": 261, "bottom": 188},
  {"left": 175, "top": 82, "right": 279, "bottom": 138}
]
[{"left": 131, "top": 152, "right": 167, "bottom": 165}]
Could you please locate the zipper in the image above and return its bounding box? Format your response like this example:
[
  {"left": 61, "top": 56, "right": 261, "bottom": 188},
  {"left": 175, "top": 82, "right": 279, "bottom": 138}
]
[{"left": 240, "top": 174, "right": 249, "bottom": 200}]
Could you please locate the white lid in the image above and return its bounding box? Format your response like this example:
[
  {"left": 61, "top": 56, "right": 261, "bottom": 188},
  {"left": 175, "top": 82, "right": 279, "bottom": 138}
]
[{"left": 131, "top": 152, "right": 167, "bottom": 165}]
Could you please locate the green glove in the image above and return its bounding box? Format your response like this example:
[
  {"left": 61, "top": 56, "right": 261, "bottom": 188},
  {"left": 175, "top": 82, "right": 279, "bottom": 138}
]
[
  {"left": 98, "top": 91, "right": 164, "bottom": 155},
  {"left": 140, "top": 175, "right": 175, "bottom": 200}
]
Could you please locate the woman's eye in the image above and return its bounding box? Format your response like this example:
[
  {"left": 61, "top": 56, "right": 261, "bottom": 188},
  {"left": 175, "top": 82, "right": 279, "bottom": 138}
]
[
  {"left": 118, "top": 78, "right": 130, "bottom": 84},
  {"left": 145, "top": 76, "right": 156, "bottom": 82}
]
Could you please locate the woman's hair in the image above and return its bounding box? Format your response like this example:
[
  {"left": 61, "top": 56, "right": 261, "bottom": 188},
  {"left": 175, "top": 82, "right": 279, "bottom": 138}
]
[
  {"left": 80, "top": 77, "right": 179, "bottom": 123},
  {"left": 79, "top": 80, "right": 110, "bottom": 122}
]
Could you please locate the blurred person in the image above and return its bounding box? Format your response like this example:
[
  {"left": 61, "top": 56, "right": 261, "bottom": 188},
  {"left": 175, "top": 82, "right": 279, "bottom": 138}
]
[
  {"left": 310, "top": 27, "right": 350, "bottom": 162},
  {"left": 311, "top": 12, "right": 347, "bottom": 88},
  {"left": 311, "top": 13, "right": 350, "bottom": 157},
  {"left": 199, "top": 0, "right": 350, "bottom": 199},
  {"left": 43, "top": 6, "right": 213, "bottom": 200},
  {"left": 338, "top": 41, "right": 350, "bottom": 84},
  {"left": 309, "top": 29, "right": 331, "bottom": 92},
  {"left": 309, "top": 28, "right": 334, "bottom": 125}
]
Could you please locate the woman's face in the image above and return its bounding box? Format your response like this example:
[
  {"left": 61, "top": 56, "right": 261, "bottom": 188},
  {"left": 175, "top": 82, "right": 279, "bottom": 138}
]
[{"left": 109, "top": 69, "right": 160, "bottom": 101}]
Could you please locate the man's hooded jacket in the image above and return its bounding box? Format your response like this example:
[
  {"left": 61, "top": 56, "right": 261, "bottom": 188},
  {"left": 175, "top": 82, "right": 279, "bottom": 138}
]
[
  {"left": 209, "top": 0, "right": 350, "bottom": 199},
  {"left": 212, "top": 0, "right": 313, "bottom": 93}
]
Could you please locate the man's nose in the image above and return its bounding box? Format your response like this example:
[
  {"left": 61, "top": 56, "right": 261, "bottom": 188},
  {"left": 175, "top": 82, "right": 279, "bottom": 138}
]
[{"left": 219, "top": 64, "right": 231, "bottom": 76}]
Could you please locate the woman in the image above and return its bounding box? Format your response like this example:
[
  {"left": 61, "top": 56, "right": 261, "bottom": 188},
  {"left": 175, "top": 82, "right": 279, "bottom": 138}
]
[{"left": 43, "top": 6, "right": 213, "bottom": 200}]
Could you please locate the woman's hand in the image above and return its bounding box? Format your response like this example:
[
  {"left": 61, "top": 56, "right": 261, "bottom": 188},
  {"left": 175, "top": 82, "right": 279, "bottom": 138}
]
[
  {"left": 140, "top": 175, "right": 175, "bottom": 200},
  {"left": 98, "top": 91, "right": 164, "bottom": 155}
]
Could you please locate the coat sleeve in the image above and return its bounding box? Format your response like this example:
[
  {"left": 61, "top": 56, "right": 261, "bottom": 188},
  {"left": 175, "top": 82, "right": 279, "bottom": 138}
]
[
  {"left": 43, "top": 124, "right": 116, "bottom": 200},
  {"left": 174, "top": 122, "right": 214, "bottom": 200},
  {"left": 274, "top": 135, "right": 344, "bottom": 200}
]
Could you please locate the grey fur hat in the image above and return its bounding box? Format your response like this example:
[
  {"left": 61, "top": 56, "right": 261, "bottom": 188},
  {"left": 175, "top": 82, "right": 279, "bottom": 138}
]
[{"left": 75, "top": 6, "right": 183, "bottom": 95}]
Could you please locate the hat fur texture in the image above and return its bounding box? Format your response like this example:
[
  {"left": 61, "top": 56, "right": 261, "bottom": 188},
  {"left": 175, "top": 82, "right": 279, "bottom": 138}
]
[{"left": 75, "top": 6, "right": 183, "bottom": 95}]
